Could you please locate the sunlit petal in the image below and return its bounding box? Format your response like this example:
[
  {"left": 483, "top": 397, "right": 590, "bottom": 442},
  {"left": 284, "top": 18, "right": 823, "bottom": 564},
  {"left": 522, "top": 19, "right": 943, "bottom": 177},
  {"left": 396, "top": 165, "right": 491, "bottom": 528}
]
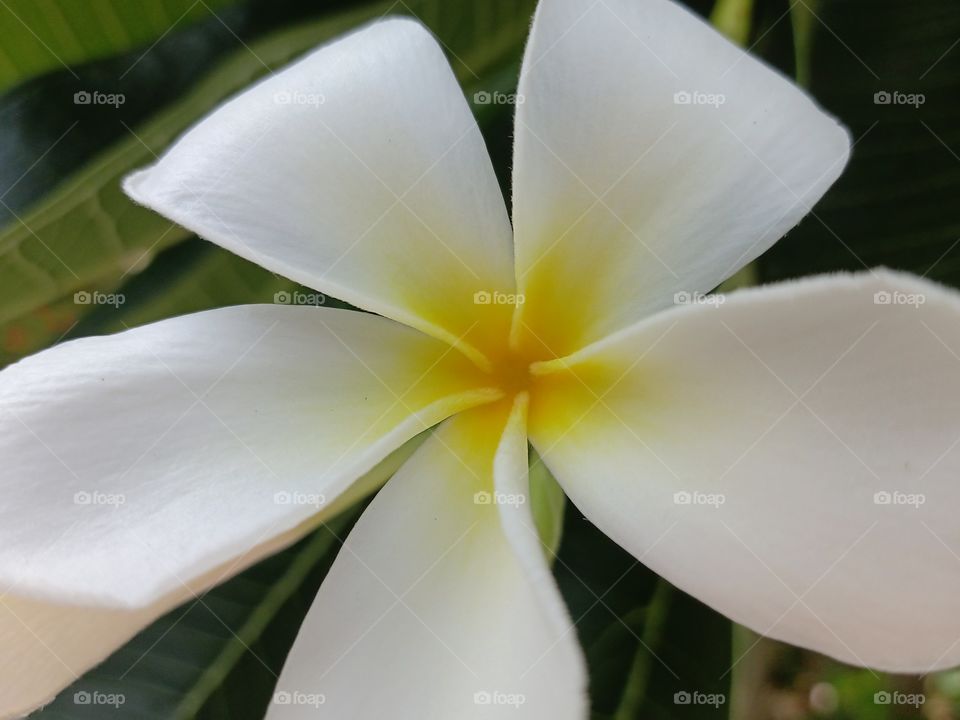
[
  {"left": 531, "top": 270, "right": 960, "bottom": 671},
  {"left": 512, "top": 0, "right": 849, "bottom": 357},
  {"left": 0, "top": 306, "right": 496, "bottom": 716},
  {"left": 125, "top": 19, "right": 515, "bottom": 364},
  {"left": 269, "top": 398, "right": 587, "bottom": 718}
]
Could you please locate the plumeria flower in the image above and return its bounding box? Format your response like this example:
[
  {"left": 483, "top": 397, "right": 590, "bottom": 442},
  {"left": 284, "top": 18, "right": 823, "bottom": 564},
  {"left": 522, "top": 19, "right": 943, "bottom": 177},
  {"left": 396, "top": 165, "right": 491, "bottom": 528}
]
[{"left": 3, "top": 0, "right": 960, "bottom": 717}]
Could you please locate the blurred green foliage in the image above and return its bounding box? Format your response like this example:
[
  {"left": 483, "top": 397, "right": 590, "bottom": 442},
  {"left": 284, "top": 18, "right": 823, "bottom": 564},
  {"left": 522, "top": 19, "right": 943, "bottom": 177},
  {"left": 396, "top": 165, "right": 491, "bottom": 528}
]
[{"left": 0, "top": 0, "right": 237, "bottom": 92}]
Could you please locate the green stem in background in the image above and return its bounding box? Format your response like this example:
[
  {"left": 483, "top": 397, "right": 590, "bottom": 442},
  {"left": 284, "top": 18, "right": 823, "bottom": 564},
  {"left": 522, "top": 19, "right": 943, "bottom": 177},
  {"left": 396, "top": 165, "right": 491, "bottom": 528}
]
[
  {"left": 728, "top": 625, "right": 788, "bottom": 720},
  {"left": 710, "top": 0, "right": 756, "bottom": 45},
  {"left": 173, "top": 509, "right": 360, "bottom": 718},
  {"left": 717, "top": 261, "right": 759, "bottom": 293},
  {"left": 790, "top": 0, "right": 819, "bottom": 87},
  {"left": 612, "top": 580, "right": 673, "bottom": 720}
]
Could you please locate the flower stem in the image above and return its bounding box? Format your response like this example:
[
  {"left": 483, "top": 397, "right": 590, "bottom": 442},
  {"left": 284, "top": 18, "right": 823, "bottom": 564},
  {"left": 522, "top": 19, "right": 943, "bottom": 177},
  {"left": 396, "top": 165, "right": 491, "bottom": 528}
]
[
  {"left": 612, "top": 580, "right": 674, "bottom": 720},
  {"left": 710, "top": 0, "right": 756, "bottom": 46}
]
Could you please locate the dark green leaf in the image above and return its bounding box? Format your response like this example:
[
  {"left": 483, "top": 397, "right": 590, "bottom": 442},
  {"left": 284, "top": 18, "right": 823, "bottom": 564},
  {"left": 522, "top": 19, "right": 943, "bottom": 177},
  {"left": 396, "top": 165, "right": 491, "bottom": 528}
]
[
  {"left": 759, "top": 0, "right": 960, "bottom": 289},
  {"left": 553, "top": 510, "right": 732, "bottom": 720},
  {"left": 0, "top": 0, "right": 239, "bottom": 93}
]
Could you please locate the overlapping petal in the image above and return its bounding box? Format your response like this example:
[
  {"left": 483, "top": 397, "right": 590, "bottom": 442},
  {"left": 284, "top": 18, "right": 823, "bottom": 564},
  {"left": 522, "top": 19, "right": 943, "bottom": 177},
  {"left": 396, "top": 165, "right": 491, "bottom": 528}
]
[
  {"left": 125, "top": 19, "right": 515, "bottom": 365},
  {"left": 268, "top": 397, "right": 586, "bottom": 719},
  {"left": 529, "top": 270, "right": 960, "bottom": 671},
  {"left": 0, "top": 305, "right": 496, "bottom": 717},
  {"left": 511, "top": 0, "right": 850, "bottom": 357}
]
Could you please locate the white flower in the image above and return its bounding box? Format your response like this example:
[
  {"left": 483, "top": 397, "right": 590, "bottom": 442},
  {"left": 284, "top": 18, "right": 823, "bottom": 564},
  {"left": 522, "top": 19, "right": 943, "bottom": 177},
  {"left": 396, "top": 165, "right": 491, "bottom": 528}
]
[{"left": 2, "top": 0, "right": 959, "bottom": 717}]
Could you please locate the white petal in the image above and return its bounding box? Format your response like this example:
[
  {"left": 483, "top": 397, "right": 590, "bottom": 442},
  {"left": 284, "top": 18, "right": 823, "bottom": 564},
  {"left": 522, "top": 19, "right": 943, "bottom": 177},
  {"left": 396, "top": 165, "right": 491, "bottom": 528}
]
[
  {"left": 1, "top": 447, "right": 417, "bottom": 720},
  {"left": 124, "top": 19, "right": 515, "bottom": 364},
  {"left": 529, "top": 270, "right": 960, "bottom": 672},
  {"left": 1, "top": 592, "right": 165, "bottom": 719},
  {"left": 269, "top": 398, "right": 587, "bottom": 719},
  {"left": 510, "top": 0, "right": 850, "bottom": 357},
  {"left": 0, "top": 306, "right": 496, "bottom": 717}
]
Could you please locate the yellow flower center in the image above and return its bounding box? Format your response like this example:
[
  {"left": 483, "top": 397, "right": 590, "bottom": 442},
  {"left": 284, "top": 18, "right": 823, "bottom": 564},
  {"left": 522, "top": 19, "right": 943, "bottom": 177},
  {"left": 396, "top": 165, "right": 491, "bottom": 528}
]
[
  {"left": 449, "top": 293, "right": 577, "bottom": 406},
  {"left": 485, "top": 347, "right": 536, "bottom": 397}
]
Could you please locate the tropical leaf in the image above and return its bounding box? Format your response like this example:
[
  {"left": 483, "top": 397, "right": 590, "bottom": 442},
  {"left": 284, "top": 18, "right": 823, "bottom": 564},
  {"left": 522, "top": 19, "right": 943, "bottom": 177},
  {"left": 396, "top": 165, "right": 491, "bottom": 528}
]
[
  {"left": 0, "top": 0, "right": 239, "bottom": 93},
  {"left": 759, "top": 0, "right": 960, "bottom": 289},
  {"left": 553, "top": 511, "right": 732, "bottom": 720}
]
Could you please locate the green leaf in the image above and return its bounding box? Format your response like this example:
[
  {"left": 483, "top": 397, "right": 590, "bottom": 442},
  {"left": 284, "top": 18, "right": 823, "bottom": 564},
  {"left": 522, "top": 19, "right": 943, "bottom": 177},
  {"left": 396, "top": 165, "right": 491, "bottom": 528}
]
[
  {"left": 0, "top": 0, "right": 239, "bottom": 93},
  {"left": 0, "top": 237, "right": 352, "bottom": 369},
  {"left": 759, "top": 0, "right": 960, "bottom": 290},
  {"left": 65, "top": 239, "right": 352, "bottom": 341},
  {"left": 553, "top": 512, "right": 732, "bottom": 720}
]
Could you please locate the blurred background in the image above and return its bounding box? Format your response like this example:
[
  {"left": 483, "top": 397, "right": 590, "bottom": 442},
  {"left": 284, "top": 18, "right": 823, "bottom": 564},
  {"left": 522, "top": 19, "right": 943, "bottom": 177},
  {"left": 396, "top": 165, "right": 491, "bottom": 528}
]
[{"left": 1, "top": 0, "right": 958, "bottom": 717}]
